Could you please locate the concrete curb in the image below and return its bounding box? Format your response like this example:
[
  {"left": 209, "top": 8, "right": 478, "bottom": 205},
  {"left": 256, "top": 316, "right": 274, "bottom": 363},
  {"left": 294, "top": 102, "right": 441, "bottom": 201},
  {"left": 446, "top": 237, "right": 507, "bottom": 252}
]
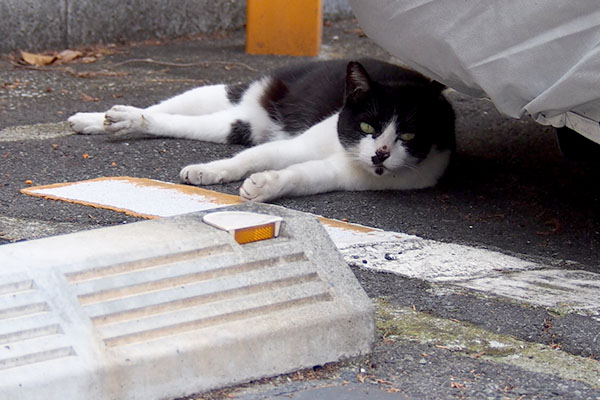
[
  {"left": 0, "top": 0, "right": 246, "bottom": 53},
  {"left": 0, "top": 0, "right": 353, "bottom": 53}
]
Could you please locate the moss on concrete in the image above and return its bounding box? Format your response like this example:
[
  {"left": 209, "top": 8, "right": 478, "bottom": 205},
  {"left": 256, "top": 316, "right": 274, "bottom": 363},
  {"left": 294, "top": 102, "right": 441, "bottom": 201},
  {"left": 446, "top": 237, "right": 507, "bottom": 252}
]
[{"left": 376, "top": 299, "right": 600, "bottom": 388}]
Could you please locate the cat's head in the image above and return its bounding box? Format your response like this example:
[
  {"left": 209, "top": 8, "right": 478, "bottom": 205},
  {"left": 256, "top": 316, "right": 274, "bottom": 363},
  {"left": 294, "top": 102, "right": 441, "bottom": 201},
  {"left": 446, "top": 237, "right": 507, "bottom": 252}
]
[{"left": 337, "top": 61, "right": 455, "bottom": 177}]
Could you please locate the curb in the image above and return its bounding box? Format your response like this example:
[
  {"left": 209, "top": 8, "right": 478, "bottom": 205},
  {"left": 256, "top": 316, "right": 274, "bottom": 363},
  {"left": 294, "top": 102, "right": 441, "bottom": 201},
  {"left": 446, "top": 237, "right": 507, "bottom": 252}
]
[{"left": 0, "top": 0, "right": 353, "bottom": 54}]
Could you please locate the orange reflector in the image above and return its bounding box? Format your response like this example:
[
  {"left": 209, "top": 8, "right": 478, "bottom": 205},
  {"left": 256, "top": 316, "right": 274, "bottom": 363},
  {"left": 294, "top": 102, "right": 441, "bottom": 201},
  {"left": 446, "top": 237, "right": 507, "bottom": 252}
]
[
  {"left": 202, "top": 212, "right": 283, "bottom": 244},
  {"left": 234, "top": 223, "right": 276, "bottom": 244}
]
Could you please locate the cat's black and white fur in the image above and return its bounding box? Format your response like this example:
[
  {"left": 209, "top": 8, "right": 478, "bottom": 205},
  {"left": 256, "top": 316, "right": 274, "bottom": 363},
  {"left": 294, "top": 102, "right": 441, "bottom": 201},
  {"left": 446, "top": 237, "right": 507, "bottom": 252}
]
[{"left": 69, "top": 58, "right": 455, "bottom": 202}]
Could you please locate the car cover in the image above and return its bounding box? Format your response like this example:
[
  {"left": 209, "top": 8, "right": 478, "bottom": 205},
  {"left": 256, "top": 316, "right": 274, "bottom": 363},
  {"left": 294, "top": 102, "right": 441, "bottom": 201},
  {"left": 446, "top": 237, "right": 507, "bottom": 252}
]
[{"left": 349, "top": 0, "right": 600, "bottom": 143}]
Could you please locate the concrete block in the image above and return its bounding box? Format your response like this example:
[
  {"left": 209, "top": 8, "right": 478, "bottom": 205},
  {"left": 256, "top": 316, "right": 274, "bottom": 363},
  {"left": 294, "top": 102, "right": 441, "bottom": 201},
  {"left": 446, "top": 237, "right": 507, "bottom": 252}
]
[{"left": 0, "top": 203, "right": 374, "bottom": 400}]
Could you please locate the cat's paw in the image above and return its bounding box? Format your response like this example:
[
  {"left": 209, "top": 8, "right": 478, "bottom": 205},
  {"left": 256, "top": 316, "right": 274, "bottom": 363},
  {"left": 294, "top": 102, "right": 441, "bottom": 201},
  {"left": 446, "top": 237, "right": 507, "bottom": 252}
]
[
  {"left": 180, "top": 162, "right": 237, "bottom": 185},
  {"left": 104, "top": 105, "right": 150, "bottom": 134},
  {"left": 68, "top": 112, "right": 107, "bottom": 134},
  {"left": 240, "top": 171, "right": 282, "bottom": 202}
]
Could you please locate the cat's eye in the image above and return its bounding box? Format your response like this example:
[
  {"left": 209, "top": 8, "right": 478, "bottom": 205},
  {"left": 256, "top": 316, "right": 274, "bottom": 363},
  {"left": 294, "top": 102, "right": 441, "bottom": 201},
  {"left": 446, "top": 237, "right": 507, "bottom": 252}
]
[
  {"left": 360, "top": 122, "right": 375, "bottom": 134},
  {"left": 399, "top": 132, "right": 416, "bottom": 141}
]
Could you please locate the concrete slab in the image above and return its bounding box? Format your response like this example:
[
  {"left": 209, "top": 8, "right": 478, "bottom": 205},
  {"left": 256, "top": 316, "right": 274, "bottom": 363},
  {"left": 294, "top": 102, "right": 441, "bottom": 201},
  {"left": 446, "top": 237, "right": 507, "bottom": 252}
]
[{"left": 0, "top": 203, "right": 374, "bottom": 400}]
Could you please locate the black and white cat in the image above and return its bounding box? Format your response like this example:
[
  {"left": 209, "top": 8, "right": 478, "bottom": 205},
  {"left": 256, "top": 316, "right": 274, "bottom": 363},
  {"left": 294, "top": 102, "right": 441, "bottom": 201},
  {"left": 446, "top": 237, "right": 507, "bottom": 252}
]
[{"left": 69, "top": 58, "right": 455, "bottom": 202}]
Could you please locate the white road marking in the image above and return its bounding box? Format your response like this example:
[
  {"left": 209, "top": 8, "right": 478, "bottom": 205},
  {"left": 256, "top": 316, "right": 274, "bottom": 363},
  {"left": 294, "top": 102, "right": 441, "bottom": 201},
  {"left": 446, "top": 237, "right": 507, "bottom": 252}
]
[
  {"left": 325, "top": 225, "right": 537, "bottom": 281},
  {"left": 21, "top": 177, "right": 600, "bottom": 317},
  {"left": 0, "top": 122, "right": 72, "bottom": 142}
]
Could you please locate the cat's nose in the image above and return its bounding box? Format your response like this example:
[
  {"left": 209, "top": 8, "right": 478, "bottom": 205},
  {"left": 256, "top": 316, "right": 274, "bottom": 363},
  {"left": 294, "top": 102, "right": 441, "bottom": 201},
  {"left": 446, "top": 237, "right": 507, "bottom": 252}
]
[{"left": 371, "top": 148, "right": 390, "bottom": 164}]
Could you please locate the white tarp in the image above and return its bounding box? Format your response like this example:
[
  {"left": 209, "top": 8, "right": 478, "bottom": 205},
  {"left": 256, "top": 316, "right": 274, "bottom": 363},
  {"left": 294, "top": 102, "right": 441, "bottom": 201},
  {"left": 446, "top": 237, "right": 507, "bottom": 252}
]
[{"left": 349, "top": 1, "right": 600, "bottom": 143}]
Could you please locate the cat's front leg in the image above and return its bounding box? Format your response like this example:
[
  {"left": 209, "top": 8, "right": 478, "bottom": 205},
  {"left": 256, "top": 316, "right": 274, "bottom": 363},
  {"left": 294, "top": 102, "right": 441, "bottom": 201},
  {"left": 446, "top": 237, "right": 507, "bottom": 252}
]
[{"left": 181, "top": 116, "right": 343, "bottom": 186}]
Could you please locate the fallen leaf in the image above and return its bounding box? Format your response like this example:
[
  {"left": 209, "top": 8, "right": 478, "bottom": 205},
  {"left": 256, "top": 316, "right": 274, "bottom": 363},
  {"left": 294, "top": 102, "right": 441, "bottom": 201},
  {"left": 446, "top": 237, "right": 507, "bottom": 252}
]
[
  {"left": 25, "top": 180, "right": 33, "bottom": 185},
  {"left": 82, "top": 153, "right": 89, "bottom": 159},
  {"left": 80, "top": 56, "right": 99, "bottom": 64},
  {"left": 80, "top": 93, "right": 100, "bottom": 102},
  {"left": 451, "top": 382, "right": 466, "bottom": 389},
  {"left": 21, "top": 51, "right": 56, "bottom": 66},
  {"left": 55, "top": 49, "right": 83, "bottom": 64},
  {"left": 2, "top": 80, "right": 22, "bottom": 89}
]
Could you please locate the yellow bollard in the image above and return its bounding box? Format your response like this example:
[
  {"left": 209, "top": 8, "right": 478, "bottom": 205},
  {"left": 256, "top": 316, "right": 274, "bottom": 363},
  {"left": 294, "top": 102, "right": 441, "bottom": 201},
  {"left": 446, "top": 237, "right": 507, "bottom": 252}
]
[{"left": 246, "top": 0, "right": 322, "bottom": 57}]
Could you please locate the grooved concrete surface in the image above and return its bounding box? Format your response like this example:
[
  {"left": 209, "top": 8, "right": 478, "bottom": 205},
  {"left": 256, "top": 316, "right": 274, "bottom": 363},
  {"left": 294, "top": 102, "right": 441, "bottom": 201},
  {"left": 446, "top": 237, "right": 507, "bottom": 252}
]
[{"left": 0, "top": 203, "right": 374, "bottom": 400}]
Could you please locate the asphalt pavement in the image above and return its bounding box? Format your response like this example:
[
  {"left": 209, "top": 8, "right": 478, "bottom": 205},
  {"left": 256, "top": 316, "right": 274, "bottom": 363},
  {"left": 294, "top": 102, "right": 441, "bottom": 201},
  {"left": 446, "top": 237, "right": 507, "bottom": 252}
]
[{"left": 2, "top": 18, "right": 600, "bottom": 399}]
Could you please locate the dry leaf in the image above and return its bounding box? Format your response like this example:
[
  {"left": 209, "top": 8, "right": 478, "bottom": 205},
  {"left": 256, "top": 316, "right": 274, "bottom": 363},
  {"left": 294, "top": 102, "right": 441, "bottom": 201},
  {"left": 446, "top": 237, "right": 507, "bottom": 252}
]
[
  {"left": 80, "top": 93, "right": 100, "bottom": 102},
  {"left": 80, "top": 56, "right": 99, "bottom": 64},
  {"left": 1, "top": 80, "right": 21, "bottom": 89},
  {"left": 56, "top": 49, "right": 83, "bottom": 64},
  {"left": 450, "top": 382, "right": 466, "bottom": 389},
  {"left": 21, "top": 51, "right": 56, "bottom": 66}
]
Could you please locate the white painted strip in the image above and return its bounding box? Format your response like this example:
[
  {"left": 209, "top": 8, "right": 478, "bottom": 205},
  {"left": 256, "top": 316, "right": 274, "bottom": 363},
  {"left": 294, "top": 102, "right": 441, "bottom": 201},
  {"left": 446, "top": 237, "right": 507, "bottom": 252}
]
[
  {"left": 324, "top": 225, "right": 538, "bottom": 281},
  {"left": 26, "top": 179, "right": 224, "bottom": 217},
  {"left": 0, "top": 122, "right": 72, "bottom": 142},
  {"left": 458, "top": 269, "right": 600, "bottom": 317}
]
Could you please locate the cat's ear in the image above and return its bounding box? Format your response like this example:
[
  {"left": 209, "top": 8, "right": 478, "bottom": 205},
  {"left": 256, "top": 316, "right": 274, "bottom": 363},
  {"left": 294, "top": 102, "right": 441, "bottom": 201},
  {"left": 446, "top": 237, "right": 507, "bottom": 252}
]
[{"left": 345, "top": 62, "right": 371, "bottom": 102}]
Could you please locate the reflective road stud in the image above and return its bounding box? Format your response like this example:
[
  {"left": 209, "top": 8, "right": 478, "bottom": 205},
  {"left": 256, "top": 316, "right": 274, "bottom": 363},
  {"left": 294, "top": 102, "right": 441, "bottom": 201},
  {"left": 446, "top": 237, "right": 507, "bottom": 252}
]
[{"left": 202, "top": 211, "right": 283, "bottom": 244}]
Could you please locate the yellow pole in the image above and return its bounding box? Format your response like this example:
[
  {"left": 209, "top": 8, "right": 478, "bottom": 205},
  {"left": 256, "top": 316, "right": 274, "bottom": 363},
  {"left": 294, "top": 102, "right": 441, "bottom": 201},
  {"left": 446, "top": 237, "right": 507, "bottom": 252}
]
[{"left": 246, "top": 0, "right": 322, "bottom": 57}]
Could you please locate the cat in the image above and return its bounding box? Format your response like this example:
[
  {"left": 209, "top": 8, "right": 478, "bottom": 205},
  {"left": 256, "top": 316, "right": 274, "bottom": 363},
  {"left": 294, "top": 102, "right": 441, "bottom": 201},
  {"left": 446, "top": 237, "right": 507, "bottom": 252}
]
[{"left": 68, "top": 58, "right": 455, "bottom": 202}]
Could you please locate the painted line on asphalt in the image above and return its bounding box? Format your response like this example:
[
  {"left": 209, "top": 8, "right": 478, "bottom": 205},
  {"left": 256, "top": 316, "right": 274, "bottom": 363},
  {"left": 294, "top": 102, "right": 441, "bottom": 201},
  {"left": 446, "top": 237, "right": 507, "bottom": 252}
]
[
  {"left": 0, "top": 122, "right": 73, "bottom": 142},
  {"left": 21, "top": 176, "right": 600, "bottom": 318}
]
